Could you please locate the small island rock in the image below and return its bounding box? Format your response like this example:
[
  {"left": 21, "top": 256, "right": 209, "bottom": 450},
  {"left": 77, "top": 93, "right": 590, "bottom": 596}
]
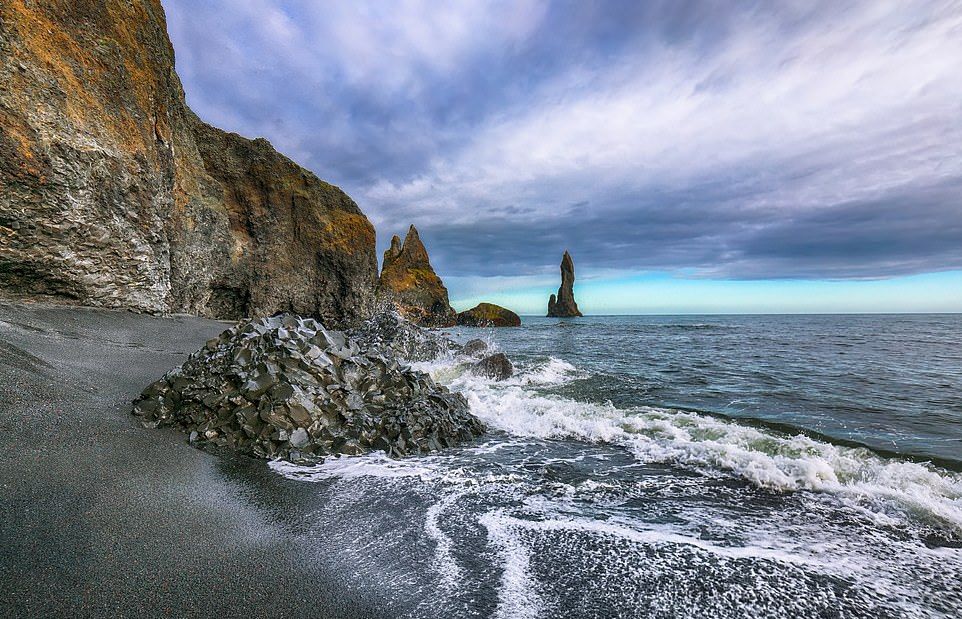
[{"left": 456, "top": 303, "right": 522, "bottom": 327}]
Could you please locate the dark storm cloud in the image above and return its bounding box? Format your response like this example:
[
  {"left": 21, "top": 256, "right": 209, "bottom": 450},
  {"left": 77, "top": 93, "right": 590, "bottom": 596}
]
[{"left": 161, "top": 0, "right": 962, "bottom": 295}]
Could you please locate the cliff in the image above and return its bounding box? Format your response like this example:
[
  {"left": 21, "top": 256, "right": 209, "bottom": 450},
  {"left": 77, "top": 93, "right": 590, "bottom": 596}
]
[
  {"left": 0, "top": 0, "right": 377, "bottom": 327},
  {"left": 547, "top": 250, "right": 583, "bottom": 317},
  {"left": 378, "top": 225, "right": 456, "bottom": 327}
]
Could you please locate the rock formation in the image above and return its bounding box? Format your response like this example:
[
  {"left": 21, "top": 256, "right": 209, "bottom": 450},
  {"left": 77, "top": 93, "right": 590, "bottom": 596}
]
[
  {"left": 461, "top": 339, "right": 489, "bottom": 358},
  {"left": 132, "top": 314, "right": 485, "bottom": 461},
  {"left": 378, "top": 225, "right": 456, "bottom": 327},
  {"left": 547, "top": 251, "right": 583, "bottom": 317},
  {"left": 472, "top": 353, "right": 514, "bottom": 381},
  {"left": 348, "top": 311, "right": 461, "bottom": 362},
  {"left": 0, "top": 1, "right": 377, "bottom": 327},
  {"left": 456, "top": 303, "right": 521, "bottom": 327}
]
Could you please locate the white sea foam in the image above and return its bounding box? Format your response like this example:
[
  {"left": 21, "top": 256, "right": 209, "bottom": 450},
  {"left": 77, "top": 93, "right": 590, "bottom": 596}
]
[
  {"left": 435, "top": 357, "right": 962, "bottom": 533},
  {"left": 480, "top": 510, "right": 545, "bottom": 619},
  {"left": 270, "top": 450, "right": 435, "bottom": 480},
  {"left": 274, "top": 352, "right": 962, "bottom": 534},
  {"left": 424, "top": 490, "right": 468, "bottom": 592}
]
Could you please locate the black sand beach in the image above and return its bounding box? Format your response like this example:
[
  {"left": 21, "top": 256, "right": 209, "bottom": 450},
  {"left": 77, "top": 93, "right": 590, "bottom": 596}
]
[{"left": 0, "top": 301, "right": 391, "bottom": 618}]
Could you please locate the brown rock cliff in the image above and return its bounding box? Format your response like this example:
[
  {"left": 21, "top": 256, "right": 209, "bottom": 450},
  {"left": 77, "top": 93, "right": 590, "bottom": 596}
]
[{"left": 0, "top": 0, "right": 377, "bottom": 327}]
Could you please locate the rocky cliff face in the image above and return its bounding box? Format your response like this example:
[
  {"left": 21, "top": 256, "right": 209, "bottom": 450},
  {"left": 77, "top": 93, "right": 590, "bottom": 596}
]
[
  {"left": 378, "top": 225, "right": 456, "bottom": 327},
  {"left": 0, "top": 0, "right": 377, "bottom": 327},
  {"left": 547, "top": 250, "right": 583, "bottom": 317}
]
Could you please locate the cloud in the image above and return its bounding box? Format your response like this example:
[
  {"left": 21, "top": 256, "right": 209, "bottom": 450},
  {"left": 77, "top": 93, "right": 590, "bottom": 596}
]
[{"left": 162, "top": 0, "right": 962, "bottom": 302}]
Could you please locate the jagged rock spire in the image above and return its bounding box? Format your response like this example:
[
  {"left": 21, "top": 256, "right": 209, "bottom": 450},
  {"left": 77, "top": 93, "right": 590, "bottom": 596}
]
[{"left": 547, "top": 250, "right": 583, "bottom": 317}]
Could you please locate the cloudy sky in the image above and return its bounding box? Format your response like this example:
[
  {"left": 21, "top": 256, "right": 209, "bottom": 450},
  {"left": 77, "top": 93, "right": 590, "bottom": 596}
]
[{"left": 163, "top": 0, "right": 962, "bottom": 313}]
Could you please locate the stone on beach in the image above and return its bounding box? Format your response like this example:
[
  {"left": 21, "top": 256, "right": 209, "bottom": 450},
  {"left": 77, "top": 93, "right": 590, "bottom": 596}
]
[{"left": 132, "top": 313, "right": 485, "bottom": 461}]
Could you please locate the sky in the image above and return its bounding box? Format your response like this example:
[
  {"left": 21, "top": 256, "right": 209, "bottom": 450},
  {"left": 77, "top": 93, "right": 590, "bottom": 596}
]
[{"left": 162, "top": 0, "right": 962, "bottom": 314}]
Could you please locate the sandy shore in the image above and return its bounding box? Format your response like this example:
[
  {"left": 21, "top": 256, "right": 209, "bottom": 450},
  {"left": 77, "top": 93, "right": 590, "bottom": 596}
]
[{"left": 0, "top": 301, "right": 392, "bottom": 618}]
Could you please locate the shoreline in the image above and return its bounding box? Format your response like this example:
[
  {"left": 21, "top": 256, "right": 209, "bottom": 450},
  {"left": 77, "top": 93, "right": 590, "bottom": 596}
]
[{"left": 0, "top": 302, "right": 393, "bottom": 618}]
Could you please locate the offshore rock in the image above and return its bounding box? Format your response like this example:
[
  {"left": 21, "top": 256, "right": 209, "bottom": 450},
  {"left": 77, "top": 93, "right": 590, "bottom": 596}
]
[
  {"left": 547, "top": 251, "right": 583, "bottom": 317},
  {"left": 132, "top": 314, "right": 485, "bottom": 461},
  {"left": 456, "top": 303, "right": 521, "bottom": 328},
  {"left": 0, "top": 1, "right": 377, "bottom": 327},
  {"left": 378, "top": 225, "right": 456, "bottom": 327},
  {"left": 348, "top": 311, "right": 461, "bottom": 362},
  {"left": 472, "top": 353, "right": 514, "bottom": 381}
]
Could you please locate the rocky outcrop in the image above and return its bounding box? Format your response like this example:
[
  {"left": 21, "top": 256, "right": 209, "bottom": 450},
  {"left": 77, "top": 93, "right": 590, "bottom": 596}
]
[
  {"left": 132, "top": 314, "right": 485, "bottom": 461},
  {"left": 0, "top": 1, "right": 377, "bottom": 327},
  {"left": 348, "top": 311, "right": 461, "bottom": 362},
  {"left": 547, "top": 251, "right": 583, "bottom": 317},
  {"left": 378, "top": 225, "right": 456, "bottom": 327},
  {"left": 456, "top": 303, "right": 521, "bottom": 327}
]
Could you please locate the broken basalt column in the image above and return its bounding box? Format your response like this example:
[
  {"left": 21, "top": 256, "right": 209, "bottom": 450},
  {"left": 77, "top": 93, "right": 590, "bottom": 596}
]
[
  {"left": 132, "top": 314, "right": 484, "bottom": 461},
  {"left": 348, "top": 310, "right": 461, "bottom": 362},
  {"left": 547, "top": 251, "right": 583, "bottom": 317}
]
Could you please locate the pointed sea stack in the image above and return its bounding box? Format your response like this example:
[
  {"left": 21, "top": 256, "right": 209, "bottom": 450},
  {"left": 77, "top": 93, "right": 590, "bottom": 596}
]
[
  {"left": 378, "top": 225, "right": 457, "bottom": 327},
  {"left": 547, "top": 251, "right": 583, "bottom": 317}
]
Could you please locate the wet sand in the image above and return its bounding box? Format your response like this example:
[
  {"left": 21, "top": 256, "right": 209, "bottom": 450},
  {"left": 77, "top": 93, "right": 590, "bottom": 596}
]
[{"left": 0, "top": 301, "right": 391, "bottom": 618}]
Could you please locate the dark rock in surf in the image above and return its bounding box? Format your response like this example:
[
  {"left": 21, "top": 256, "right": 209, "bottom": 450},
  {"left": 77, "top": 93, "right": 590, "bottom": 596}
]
[
  {"left": 457, "top": 303, "right": 521, "bottom": 327},
  {"left": 547, "top": 251, "right": 583, "bottom": 318},
  {"left": 461, "top": 339, "right": 489, "bottom": 358},
  {"left": 472, "top": 353, "right": 514, "bottom": 381},
  {"left": 132, "top": 314, "right": 484, "bottom": 461}
]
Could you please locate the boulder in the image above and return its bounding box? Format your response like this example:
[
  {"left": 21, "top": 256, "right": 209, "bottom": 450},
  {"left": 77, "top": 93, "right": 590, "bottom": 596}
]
[
  {"left": 132, "top": 314, "right": 485, "bottom": 461},
  {"left": 378, "top": 226, "right": 456, "bottom": 327},
  {"left": 457, "top": 303, "right": 521, "bottom": 327},
  {"left": 472, "top": 353, "right": 514, "bottom": 381},
  {"left": 461, "top": 339, "right": 489, "bottom": 358},
  {"left": 547, "top": 251, "right": 583, "bottom": 317}
]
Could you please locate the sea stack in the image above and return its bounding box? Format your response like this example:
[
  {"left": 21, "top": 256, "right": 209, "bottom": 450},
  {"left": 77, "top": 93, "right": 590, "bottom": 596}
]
[
  {"left": 378, "top": 225, "right": 457, "bottom": 327},
  {"left": 547, "top": 251, "right": 583, "bottom": 317}
]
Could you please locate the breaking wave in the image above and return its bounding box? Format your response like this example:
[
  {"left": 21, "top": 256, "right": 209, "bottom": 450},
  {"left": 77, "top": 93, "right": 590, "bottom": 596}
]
[{"left": 415, "top": 354, "right": 962, "bottom": 534}]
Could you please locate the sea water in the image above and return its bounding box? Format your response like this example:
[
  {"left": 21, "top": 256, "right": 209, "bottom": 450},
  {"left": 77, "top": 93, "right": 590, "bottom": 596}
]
[{"left": 271, "top": 315, "right": 962, "bottom": 618}]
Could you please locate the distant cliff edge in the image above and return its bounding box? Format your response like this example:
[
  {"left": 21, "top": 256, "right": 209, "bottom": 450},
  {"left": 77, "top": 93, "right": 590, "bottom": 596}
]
[{"left": 0, "top": 0, "right": 377, "bottom": 327}]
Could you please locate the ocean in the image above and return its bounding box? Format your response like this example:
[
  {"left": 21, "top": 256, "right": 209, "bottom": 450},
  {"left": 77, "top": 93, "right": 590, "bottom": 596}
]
[{"left": 271, "top": 314, "right": 962, "bottom": 618}]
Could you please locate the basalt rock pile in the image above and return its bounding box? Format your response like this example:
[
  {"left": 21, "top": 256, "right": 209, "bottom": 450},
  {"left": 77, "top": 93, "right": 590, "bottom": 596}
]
[
  {"left": 132, "top": 314, "right": 484, "bottom": 461},
  {"left": 348, "top": 311, "right": 461, "bottom": 362}
]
